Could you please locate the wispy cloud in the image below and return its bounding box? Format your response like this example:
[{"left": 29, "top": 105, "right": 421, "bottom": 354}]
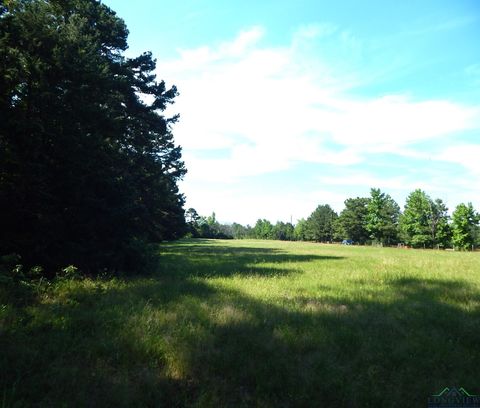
[
  {"left": 157, "top": 26, "right": 480, "bottom": 222},
  {"left": 401, "top": 15, "right": 478, "bottom": 37},
  {"left": 437, "top": 144, "right": 480, "bottom": 176}
]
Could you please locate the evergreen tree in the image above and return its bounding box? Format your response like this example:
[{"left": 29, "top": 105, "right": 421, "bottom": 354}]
[
  {"left": 429, "top": 198, "right": 451, "bottom": 248},
  {"left": 294, "top": 218, "right": 308, "bottom": 241},
  {"left": 365, "top": 188, "right": 400, "bottom": 245},
  {"left": 231, "top": 223, "right": 250, "bottom": 239},
  {"left": 399, "top": 190, "right": 451, "bottom": 248},
  {"left": 399, "top": 189, "right": 433, "bottom": 247},
  {"left": 306, "top": 204, "right": 338, "bottom": 242},
  {"left": 272, "top": 221, "right": 295, "bottom": 241},
  {"left": 185, "top": 208, "right": 201, "bottom": 237},
  {"left": 451, "top": 203, "right": 479, "bottom": 250},
  {"left": 0, "top": 0, "right": 186, "bottom": 274},
  {"left": 335, "top": 197, "right": 370, "bottom": 244}
]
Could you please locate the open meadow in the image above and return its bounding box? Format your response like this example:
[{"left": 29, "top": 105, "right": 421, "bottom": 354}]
[{"left": 2, "top": 239, "right": 480, "bottom": 407}]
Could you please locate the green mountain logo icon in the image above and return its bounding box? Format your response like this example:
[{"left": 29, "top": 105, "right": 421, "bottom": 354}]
[{"left": 428, "top": 387, "right": 480, "bottom": 408}]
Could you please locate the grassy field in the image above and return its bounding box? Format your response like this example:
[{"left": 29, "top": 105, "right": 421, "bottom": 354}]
[{"left": 2, "top": 239, "right": 480, "bottom": 407}]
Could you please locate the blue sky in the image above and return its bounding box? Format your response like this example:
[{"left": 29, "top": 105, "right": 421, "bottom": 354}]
[{"left": 106, "top": 0, "right": 480, "bottom": 224}]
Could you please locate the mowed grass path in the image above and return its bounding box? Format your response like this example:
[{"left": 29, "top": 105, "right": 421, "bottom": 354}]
[{"left": 2, "top": 239, "right": 480, "bottom": 407}]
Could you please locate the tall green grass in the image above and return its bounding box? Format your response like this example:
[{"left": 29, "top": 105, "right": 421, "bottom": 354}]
[{"left": 1, "top": 239, "right": 479, "bottom": 407}]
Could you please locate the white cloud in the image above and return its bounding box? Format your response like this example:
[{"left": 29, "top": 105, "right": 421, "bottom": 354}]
[
  {"left": 157, "top": 26, "right": 480, "bottom": 222},
  {"left": 328, "top": 96, "right": 479, "bottom": 148},
  {"left": 219, "top": 26, "right": 265, "bottom": 57},
  {"left": 293, "top": 23, "right": 338, "bottom": 40},
  {"left": 437, "top": 144, "right": 480, "bottom": 176}
]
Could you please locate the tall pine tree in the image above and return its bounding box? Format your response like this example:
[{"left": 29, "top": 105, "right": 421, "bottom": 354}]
[
  {"left": 0, "top": 0, "right": 186, "bottom": 274},
  {"left": 365, "top": 188, "right": 400, "bottom": 245}
]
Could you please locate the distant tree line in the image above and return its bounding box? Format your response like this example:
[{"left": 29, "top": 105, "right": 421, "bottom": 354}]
[
  {"left": 185, "top": 209, "right": 233, "bottom": 239},
  {"left": 185, "top": 208, "right": 296, "bottom": 241},
  {"left": 188, "top": 188, "right": 480, "bottom": 251}
]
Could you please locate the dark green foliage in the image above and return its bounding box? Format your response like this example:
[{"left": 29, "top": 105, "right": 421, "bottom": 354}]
[
  {"left": 272, "top": 221, "right": 295, "bottom": 241},
  {"left": 451, "top": 203, "right": 479, "bottom": 250},
  {"left": 429, "top": 198, "right": 452, "bottom": 248},
  {"left": 306, "top": 204, "right": 338, "bottom": 242},
  {"left": 186, "top": 210, "right": 234, "bottom": 239},
  {"left": 0, "top": 0, "right": 186, "bottom": 275},
  {"left": 334, "top": 197, "right": 370, "bottom": 244},
  {"left": 399, "top": 190, "right": 434, "bottom": 247},
  {"left": 249, "top": 219, "right": 295, "bottom": 240},
  {"left": 189, "top": 214, "right": 295, "bottom": 241},
  {"left": 365, "top": 188, "right": 400, "bottom": 245},
  {"left": 252, "top": 219, "right": 274, "bottom": 239},
  {"left": 190, "top": 192, "right": 477, "bottom": 250},
  {"left": 399, "top": 190, "right": 451, "bottom": 248},
  {"left": 294, "top": 218, "right": 309, "bottom": 241},
  {"left": 185, "top": 207, "right": 201, "bottom": 236},
  {"left": 231, "top": 222, "right": 252, "bottom": 239},
  {"left": 185, "top": 209, "right": 297, "bottom": 241}
]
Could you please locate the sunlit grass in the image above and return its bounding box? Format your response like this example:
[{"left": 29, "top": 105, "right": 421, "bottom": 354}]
[{"left": 1, "top": 239, "right": 479, "bottom": 407}]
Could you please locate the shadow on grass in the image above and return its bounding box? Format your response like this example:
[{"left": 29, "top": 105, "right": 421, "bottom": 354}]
[
  {"left": 1, "top": 242, "right": 480, "bottom": 407},
  {"left": 158, "top": 240, "right": 344, "bottom": 279}
]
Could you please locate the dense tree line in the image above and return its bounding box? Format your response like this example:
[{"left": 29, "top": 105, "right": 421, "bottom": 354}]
[
  {"left": 190, "top": 188, "right": 480, "bottom": 251},
  {"left": 185, "top": 209, "right": 233, "bottom": 239},
  {"left": 0, "top": 0, "right": 186, "bottom": 276},
  {"left": 186, "top": 209, "right": 296, "bottom": 241}
]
